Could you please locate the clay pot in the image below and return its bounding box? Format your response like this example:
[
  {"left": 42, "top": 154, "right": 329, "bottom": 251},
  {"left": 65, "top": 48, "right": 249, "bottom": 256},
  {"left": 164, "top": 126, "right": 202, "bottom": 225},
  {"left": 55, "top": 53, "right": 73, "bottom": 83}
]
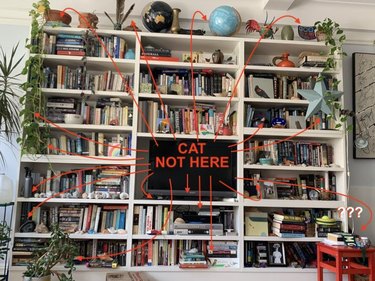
[
  {"left": 44, "top": 9, "right": 72, "bottom": 25},
  {"left": 272, "top": 52, "right": 295, "bottom": 67},
  {"left": 78, "top": 13, "right": 99, "bottom": 29}
]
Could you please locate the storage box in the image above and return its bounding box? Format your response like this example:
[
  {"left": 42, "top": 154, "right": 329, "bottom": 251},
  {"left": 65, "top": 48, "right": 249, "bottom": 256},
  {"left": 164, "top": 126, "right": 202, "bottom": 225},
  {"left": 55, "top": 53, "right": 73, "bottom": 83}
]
[{"left": 245, "top": 212, "right": 269, "bottom": 236}]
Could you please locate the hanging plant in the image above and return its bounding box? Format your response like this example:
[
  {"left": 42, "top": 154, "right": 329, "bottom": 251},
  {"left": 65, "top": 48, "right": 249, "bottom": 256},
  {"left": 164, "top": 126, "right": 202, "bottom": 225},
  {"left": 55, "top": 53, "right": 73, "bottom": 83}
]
[{"left": 19, "top": 0, "right": 51, "bottom": 155}]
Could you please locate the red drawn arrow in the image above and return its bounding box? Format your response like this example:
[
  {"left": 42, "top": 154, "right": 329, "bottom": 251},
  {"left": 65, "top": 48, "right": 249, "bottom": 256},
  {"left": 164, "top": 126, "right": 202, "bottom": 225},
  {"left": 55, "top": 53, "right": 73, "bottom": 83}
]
[
  {"left": 237, "top": 177, "right": 373, "bottom": 231},
  {"left": 28, "top": 168, "right": 151, "bottom": 218},
  {"left": 190, "top": 10, "right": 208, "bottom": 141},
  {"left": 76, "top": 177, "right": 174, "bottom": 261},
  {"left": 219, "top": 180, "right": 262, "bottom": 201},
  {"left": 209, "top": 175, "right": 214, "bottom": 251},
  {"left": 60, "top": 8, "right": 158, "bottom": 146},
  {"left": 47, "top": 144, "right": 143, "bottom": 161},
  {"left": 34, "top": 113, "right": 148, "bottom": 153},
  {"left": 214, "top": 15, "right": 301, "bottom": 142},
  {"left": 233, "top": 118, "right": 320, "bottom": 153},
  {"left": 197, "top": 175, "right": 202, "bottom": 209},
  {"left": 141, "top": 172, "right": 154, "bottom": 199},
  {"left": 185, "top": 174, "right": 190, "bottom": 193},
  {"left": 228, "top": 122, "right": 264, "bottom": 148},
  {"left": 131, "top": 20, "right": 176, "bottom": 140}
]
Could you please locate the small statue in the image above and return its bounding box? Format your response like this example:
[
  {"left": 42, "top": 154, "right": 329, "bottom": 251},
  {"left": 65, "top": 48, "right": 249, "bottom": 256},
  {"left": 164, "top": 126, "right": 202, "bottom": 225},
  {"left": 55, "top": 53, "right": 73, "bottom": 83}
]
[
  {"left": 245, "top": 12, "right": 278, "bottom": 39},
  {"left": 35, "top": 222, "right": 49, "bottom": 233},
  {"left": 104, "top": 0, "right": 135, "bottom": 30}
]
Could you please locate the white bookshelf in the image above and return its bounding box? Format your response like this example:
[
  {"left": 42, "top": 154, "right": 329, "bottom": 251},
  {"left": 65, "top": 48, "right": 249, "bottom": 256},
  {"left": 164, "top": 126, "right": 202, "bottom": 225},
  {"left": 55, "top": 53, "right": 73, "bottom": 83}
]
[{"left": 12, "top": 26, "right": 347, "bottom": 278}]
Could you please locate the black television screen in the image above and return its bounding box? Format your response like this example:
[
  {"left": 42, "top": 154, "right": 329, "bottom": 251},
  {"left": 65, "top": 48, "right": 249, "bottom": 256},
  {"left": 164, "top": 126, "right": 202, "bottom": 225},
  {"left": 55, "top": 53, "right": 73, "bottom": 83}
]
[{"left": 147, "top": 140, "right": 237, "bottom": 198}]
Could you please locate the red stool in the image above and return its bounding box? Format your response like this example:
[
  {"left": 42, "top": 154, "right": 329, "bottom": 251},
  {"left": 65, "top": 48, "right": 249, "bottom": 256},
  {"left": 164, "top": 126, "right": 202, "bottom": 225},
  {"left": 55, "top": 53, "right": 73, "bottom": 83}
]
[{"left": 317, "top": 242, "right": 375, "bottom": 281}]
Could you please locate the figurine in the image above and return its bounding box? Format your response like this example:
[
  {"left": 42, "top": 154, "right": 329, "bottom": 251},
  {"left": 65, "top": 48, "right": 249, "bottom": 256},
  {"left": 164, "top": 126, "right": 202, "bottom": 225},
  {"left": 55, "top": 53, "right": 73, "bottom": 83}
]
[
  {"left": 246, "top": 12, "right": 278, "bottom": 39},
  {"left": 35, "top": 223, "right": 49, "bottom": 233}
]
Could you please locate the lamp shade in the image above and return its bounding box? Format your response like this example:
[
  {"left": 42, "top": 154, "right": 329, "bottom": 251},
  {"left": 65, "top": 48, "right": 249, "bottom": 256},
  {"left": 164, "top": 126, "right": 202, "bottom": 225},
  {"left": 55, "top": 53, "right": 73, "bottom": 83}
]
[{"left": 0, "top": 173, "right": 13, "bottom": 204}]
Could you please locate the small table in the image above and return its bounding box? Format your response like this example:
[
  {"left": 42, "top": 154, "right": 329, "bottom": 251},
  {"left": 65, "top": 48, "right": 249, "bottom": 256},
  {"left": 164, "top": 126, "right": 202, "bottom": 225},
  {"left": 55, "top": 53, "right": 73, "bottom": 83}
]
[{"left": 317, "top": 242, "right": 375, "bottom": 281}]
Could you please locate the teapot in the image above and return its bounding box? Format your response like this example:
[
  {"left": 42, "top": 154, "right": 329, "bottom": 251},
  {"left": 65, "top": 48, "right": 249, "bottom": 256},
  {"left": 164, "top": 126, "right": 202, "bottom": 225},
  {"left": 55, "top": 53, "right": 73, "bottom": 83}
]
[{"left": 272, "top": 52, "right": 295, "bottom": 67}]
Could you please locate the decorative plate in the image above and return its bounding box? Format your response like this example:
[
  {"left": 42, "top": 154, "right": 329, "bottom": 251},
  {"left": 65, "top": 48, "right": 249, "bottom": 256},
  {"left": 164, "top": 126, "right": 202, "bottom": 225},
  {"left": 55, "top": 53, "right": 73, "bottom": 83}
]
[{"left": 298, "top": 25, "right": 316, "bottom": 40}]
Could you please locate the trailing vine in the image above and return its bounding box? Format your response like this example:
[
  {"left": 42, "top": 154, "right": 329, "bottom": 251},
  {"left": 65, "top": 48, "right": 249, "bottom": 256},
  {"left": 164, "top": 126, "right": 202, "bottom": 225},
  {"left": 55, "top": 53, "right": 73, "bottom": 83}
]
[{"left": 19, "top": 0, "right": 50, "bottom": 155}]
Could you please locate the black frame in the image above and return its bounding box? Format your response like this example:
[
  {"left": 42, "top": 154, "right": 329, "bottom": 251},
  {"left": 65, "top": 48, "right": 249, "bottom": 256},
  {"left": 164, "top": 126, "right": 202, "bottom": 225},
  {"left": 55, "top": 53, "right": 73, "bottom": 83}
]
[
  {"left": 267, "top": 242, "right": 286, "bottom": 266},
  {"left": 353, "top": 52, "right": 375, "bottom": 158}
]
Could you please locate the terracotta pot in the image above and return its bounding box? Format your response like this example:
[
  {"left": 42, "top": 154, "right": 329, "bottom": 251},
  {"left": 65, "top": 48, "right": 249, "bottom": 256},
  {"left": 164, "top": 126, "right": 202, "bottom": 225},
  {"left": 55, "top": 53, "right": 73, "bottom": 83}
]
[
  {"left": 316, "top": 30, "right": 327, "bottom": 42},
  {"left": 44, "top": 9, "right": 72, "bottom": 25},
  {"left": 78, "top": 13, "right": 99, "bottom": 29}
]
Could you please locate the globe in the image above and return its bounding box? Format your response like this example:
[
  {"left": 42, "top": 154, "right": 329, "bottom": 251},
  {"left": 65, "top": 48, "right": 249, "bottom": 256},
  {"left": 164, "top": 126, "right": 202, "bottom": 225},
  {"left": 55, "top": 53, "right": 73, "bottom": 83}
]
[
  {"left": 209, "top": 6, "right": 241, "bottom": 37},
  {"left": 142, "top": 1, "right": 173, "bottom": 32}
]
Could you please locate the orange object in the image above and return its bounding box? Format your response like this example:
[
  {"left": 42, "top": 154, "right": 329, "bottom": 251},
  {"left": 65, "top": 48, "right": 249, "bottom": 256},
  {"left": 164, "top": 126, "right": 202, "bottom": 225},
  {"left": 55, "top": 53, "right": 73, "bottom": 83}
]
[
  {"left": 272, "top": 52, "right": 295, "bottom": 67},
  {"left": 317, "top": 242, "right": 375, "bottom": 281}
]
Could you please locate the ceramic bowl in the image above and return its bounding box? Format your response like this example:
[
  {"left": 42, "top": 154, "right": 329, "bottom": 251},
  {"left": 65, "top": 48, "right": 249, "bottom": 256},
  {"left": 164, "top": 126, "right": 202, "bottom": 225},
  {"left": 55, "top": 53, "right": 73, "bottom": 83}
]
[
  {"left": 298, "top": 25, "right": 316, "bottom": 40},
  {"left": 64, "top": 114, "right": 83, "bottom": 124},
  {"left": 44, "top": 9, "right": 72, "bottom": 25},
  {"left": 259, "top": 158, "right": 273, "bottom": 165}
]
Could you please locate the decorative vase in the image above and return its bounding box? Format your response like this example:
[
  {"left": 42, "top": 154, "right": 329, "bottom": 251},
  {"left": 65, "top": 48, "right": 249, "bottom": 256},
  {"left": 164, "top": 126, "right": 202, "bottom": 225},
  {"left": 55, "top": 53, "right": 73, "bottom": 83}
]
[
  {"left": 0, "top": 173, "right": 13, "bottom": 204},
  {"left": 212, "top": 49, "right": 224, "bottom": 64},
  {"left": 272, "top": 52, "right": 295, "bottom": 67},
  {"left": 281, "top": 25, "right": 294, "bottom": 40},
  {"left": 125, "top": 49, "right": 135, "bottom": 59},
  {"left": 171, "top": 8, "right": 181, "bottom": 34}
]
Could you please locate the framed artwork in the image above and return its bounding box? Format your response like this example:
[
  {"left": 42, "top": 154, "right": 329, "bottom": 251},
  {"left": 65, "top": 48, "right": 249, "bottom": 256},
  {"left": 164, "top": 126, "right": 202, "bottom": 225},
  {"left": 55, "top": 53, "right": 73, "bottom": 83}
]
[
  {"left": 353, "top": 52, "right": 375, "bottom": 158},
  {"left": 262, "top": 179, "right": 277, "bottom": 199},
  {"left": 267, "top": 242, "right": 286, "bottom": 266}
]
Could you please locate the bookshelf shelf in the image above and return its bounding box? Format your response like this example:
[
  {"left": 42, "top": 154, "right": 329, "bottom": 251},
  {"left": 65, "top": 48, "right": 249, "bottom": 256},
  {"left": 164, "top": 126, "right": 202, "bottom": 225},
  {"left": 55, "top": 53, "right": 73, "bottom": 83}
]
[
  {"left": 242, "top": 199, "right": 345, "bottom": 209},
  {"left": 16, "top": 198, "right": 130, "bottom": 205},
  {"left": 243, "top": 128, "right": 343, "bottom": 139},
  {"left": 41, "top": 88, "right": 133, "bottom": 101},
  {"left": 14, "top": 232, "right": 128, "bottom": 240},
  {"left": 243, "top": 236, "right": 323, "bottom": 242},
  {"left": 40, "top": 123, "right": 133, "bottom": 133},
  {"left": 132, "top": 235, "right": 240, "bottom": 241},
  {"left": 136, "top": 132, "right": 239, "bottom": 140},
  {"left": 243, "top": 164, "right": 344, "bottom": 172},
  {"left": 21, "top": 154, "right": 136, "bottom": 165},
  {"left": 13, "top": 25, "right": 347, "bottom": 277}
]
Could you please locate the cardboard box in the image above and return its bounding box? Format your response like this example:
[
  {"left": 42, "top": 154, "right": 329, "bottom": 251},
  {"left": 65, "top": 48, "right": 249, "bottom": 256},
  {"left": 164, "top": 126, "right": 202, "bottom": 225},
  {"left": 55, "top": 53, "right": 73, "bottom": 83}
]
[{"left": 245, "top": 212, "right": 269, "bottom": 236}]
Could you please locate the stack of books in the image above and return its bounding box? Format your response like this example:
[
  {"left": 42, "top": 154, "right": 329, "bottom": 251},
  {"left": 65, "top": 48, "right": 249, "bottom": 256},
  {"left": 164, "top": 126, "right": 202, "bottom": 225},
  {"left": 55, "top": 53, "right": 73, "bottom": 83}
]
[
  {"left": 272, "top": 213, "right": 306, "bottom": 238},
  {"left": 322, "top": 232, "right": 352, "bottom": 246},
  {"left": 141, "top": 47, "right": 179, "bottom": 62},
  {"left": 56, "top": 34, "right": 85, "bottom": 56},
  {"left": 179, "top": 251, "right": 208, "bottom": 268},
  {"left": 316, "top": 217, "right": 341, "bottom": 238}
]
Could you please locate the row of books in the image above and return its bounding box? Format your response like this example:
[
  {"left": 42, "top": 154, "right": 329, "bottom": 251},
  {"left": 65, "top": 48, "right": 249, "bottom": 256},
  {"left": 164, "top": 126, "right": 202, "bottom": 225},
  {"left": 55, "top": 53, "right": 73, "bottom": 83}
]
[
  {"left": 139, "top": 70, "right": 235, "bottom": 96},
  {"left": 47, "top": 133, "right": 132, "bottom": 157},
  {"left": 244, "top": 241, "right": 316, "bottom": 268},
  {"left": 132, "top": 205, "right": 174, "bottom": 235},
  {"left": 244, "top": 172, "right": 337, "bottom": 201},
  {"left": 43, "top": 66, "right": 134, "bottom": 92},
  {"left": 245, "top": 105, "right": 336, "bottom": 130},
  {"left": 22, "top": 167, "right": 130, "bottom": 198},
  {"left": 245, "top": 74, "right": 336, "bottom": 100},
  {"left": 46, "top": 97, "right": 81, "bottom": 122},
  {"left": 137, "top": 101, "right": 236, "bottom": 135},
  {"left": 244, "top": 140, "right": 334, "bottom": 167},
  {"left": 131, "top": 239, "right": 238, "bottom": 267},
  {"left": 12, "top": 238, "right": 48, "bottom": 265}
]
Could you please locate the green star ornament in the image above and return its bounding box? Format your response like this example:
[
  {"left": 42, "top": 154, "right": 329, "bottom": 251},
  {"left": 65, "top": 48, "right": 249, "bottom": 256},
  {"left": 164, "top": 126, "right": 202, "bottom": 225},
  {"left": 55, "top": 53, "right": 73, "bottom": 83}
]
[{"left": 297, "top": 80, "right": 343, "bottom": 119}]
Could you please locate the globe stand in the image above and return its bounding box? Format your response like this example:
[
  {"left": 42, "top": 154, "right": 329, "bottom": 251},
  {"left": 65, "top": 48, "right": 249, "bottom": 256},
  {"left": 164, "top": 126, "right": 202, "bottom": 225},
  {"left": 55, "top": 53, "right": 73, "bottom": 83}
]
[{"left": 0, "top": 203, "right": 14, "bottom": 281}]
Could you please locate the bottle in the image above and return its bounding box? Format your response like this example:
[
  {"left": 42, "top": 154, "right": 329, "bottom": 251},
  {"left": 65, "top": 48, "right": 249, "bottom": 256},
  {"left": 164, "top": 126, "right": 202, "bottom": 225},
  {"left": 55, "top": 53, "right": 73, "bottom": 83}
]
[
  {"left": 24, "top": 167, "right": 33, "bottom": 198},
  {"left": 0, "top": 173, "right": 13, "bottom": 204}
]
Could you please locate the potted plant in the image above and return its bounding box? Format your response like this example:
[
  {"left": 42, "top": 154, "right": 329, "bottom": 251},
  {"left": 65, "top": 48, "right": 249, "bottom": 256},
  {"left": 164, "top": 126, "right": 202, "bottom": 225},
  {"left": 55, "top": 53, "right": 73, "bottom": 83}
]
[
  {"left": 0, "top": 43, "right": 24, "bottom": 165},
  {"left": 19, "top": 0, "right": 51, "bottom": 155},
  {"left": 23, "top": 224, "right": 78, "bottom": 281}
]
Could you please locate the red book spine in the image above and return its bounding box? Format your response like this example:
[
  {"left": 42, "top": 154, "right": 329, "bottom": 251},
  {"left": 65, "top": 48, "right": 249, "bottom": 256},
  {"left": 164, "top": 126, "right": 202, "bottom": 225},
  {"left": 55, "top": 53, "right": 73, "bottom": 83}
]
[{"left": 57, "top": 50, "right": 86, "bottom": 56}]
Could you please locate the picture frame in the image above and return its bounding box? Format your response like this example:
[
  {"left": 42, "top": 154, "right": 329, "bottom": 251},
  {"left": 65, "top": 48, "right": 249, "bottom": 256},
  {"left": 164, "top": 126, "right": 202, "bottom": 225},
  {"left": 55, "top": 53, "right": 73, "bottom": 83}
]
[
  {"left": 262, "top": 179, "right": 277, "bottom": 199},
  {"left": 353, "top": 52, "right": 375, "bottom": 158},
  {"left": 267, "top": 242, "right": 286, "bottom": 266}
]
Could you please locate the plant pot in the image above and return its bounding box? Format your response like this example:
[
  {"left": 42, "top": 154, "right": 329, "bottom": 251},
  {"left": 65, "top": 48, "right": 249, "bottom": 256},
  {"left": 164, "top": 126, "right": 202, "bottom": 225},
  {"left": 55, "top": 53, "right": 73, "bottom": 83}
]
[
  {"left": 316, "top": 30, "right": 327, "bottom": 42},
  {"left": 23, "top": 275, "right": 51, "bottom": 281},
  {"left": 44, "top": 9, "right": 72, "bottom": 25}
]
